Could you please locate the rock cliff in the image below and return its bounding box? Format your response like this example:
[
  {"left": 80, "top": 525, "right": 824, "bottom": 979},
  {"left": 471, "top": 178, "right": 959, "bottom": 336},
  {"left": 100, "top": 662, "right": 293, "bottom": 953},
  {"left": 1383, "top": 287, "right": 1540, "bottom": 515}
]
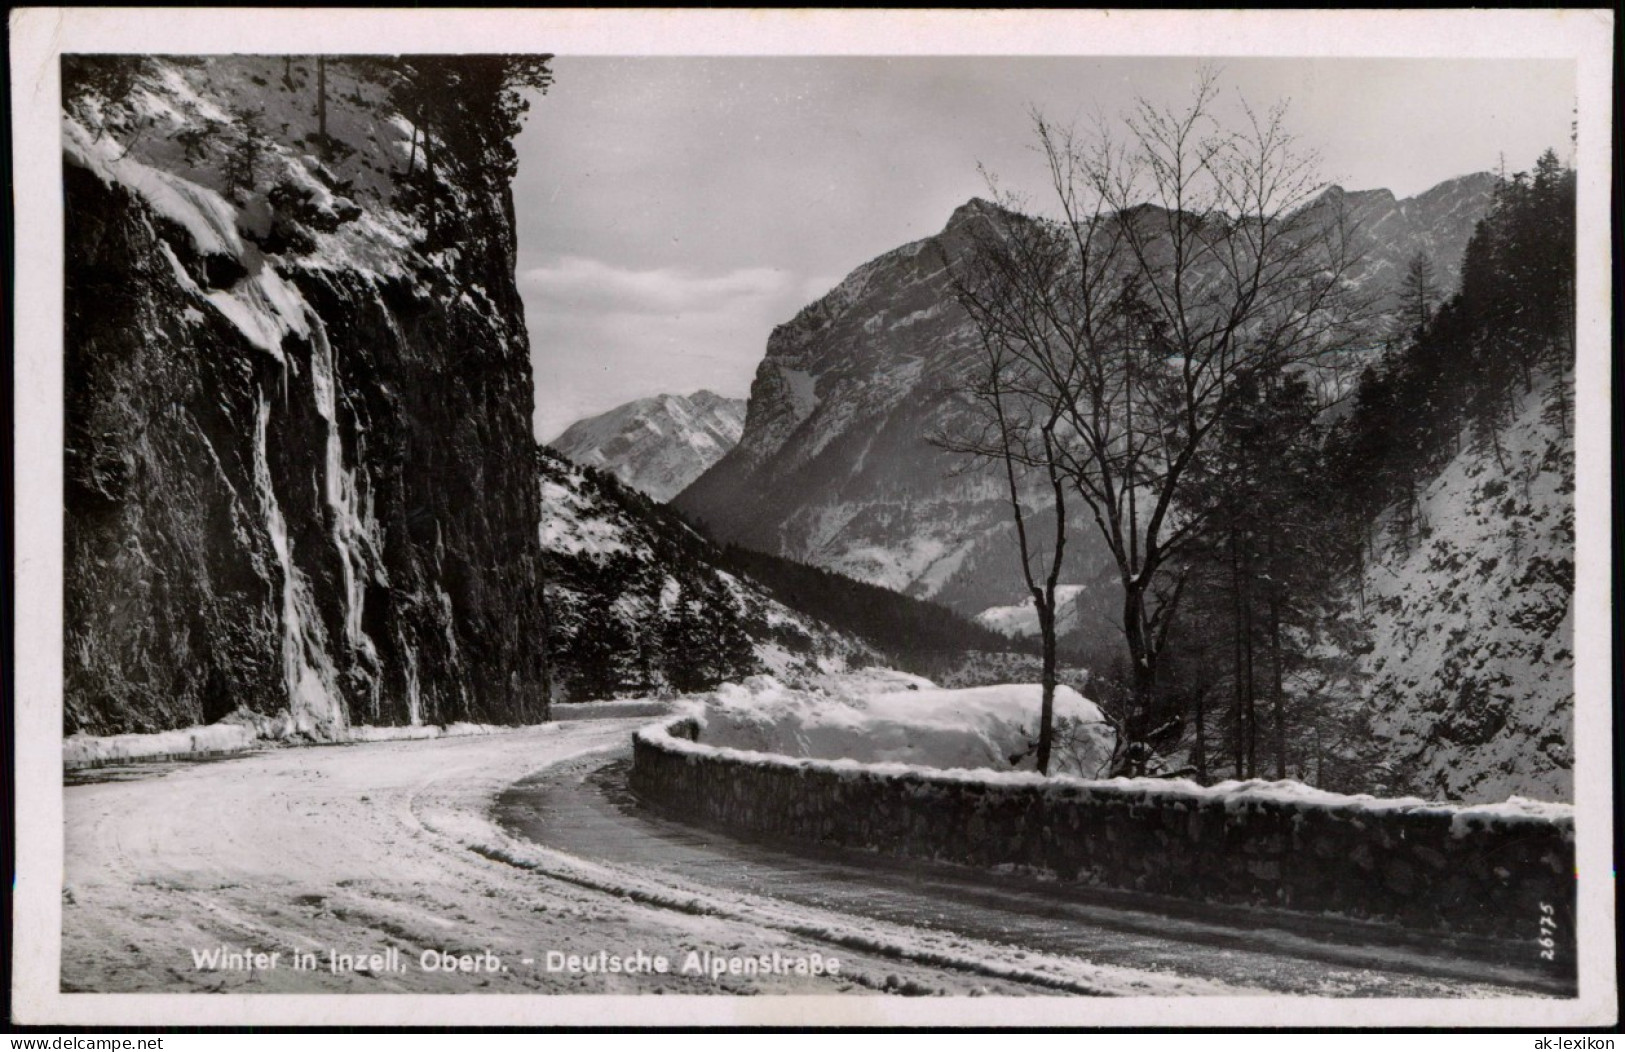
[
  {"left": 538, "top": 447, "right": 875, "bottom": 701},
  {"left": 674, "top": 179, "right": 1499, "bottom": 624},
  {"left": 63, "top": 55, "right": 550, "bottom": 736}
]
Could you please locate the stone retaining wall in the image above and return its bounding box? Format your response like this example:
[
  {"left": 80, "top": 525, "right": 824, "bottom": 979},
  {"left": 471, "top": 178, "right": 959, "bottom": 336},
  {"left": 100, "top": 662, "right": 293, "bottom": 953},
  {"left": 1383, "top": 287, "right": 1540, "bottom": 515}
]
[{"left": 630, "top": 719, "right": 1575, "bottom": 965}]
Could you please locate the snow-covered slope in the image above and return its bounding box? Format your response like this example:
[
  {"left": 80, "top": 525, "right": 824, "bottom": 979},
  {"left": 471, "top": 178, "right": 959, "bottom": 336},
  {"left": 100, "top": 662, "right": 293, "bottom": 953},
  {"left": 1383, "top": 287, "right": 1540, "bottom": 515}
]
[
  {"left": 1308, "top": 173, "right": 1497, "bottom": 305},
  {"left": 63, "top": 56, "right": 550, "bottom": 736},
  {"left": 674, "top": 200, "right": 1122, "bottom": 623},
  {"left": 549, "top": 390, "right": 746, "bottom": 501},
  {"left": 1361, "top": 374, "right": 1574, "bottom": 803},
  {"left": 538, "top": 448, "right": 876, "bottom": 700}
]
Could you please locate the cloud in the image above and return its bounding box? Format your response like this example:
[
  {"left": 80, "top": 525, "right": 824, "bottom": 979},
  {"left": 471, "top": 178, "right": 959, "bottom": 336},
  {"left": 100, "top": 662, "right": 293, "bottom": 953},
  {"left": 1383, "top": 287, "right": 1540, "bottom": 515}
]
[
  {"left": 518, "top": 256, "right": 792, "bottom": 316},
  {"left": 522, "top": 255, "right": 814, "bottom": 441}
]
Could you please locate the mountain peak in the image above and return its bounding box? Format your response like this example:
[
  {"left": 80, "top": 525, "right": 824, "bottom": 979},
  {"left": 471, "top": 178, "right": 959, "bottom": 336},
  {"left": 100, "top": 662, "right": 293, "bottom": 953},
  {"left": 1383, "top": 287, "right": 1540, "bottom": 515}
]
[
  {"left": 550, "top": 391, "right": 748, "bottom": 502},
  {"left": 946, "top": 196, "right": 1003, "bottom": 230}
]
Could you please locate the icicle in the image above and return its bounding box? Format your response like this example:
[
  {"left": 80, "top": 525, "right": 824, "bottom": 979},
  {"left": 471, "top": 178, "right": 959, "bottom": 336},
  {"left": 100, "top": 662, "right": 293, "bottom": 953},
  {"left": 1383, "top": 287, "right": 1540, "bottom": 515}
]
[
  {"left": 404, "top": 643, "right": 423, "bottom": 727},
  {"left": 254, "top": 391, "right": 348, "bottom": 738},
  {"left": 305, "top": 310, "right": 383, "bottom": 664}
]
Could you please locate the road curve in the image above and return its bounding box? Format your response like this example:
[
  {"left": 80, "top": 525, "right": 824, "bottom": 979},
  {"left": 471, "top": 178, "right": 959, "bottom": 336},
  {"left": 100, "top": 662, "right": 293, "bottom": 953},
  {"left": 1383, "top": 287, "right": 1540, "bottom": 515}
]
[
  {"left": 58, "top": 715, "right": 1567, "bottom": 1003},
  {"left": 58, "top": 717, "right": 1206, "bottom": 997},
  {"left": 496, "top": 750, "right": 1572, "bottom": 999}
]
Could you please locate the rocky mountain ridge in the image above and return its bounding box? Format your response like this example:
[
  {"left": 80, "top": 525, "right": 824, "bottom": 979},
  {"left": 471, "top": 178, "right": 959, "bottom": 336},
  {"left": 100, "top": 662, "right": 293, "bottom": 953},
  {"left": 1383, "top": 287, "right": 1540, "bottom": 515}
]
[
  {"left": 674, "top": 178, "right": 1499, "bottom": 625},
  {"left": 1360, "top": 371, "right": 1573, "bottom": 803}
]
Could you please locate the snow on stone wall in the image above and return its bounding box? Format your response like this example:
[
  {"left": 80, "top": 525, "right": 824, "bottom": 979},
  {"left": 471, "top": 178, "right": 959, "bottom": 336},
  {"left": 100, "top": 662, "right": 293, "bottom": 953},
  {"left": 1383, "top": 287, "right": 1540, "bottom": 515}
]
[{"left": 630, "top": 717, "right": 1575, "bottom": 963}]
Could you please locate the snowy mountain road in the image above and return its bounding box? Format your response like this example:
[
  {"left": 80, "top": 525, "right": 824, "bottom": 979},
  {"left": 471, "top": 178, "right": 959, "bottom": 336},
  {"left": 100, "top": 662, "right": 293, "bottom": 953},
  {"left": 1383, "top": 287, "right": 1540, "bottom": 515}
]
[
  {"left": 60, "top": 718, "right": 1200, "bottom": 996},
  {"left": 59, "top": 717, "right": 1564, "bottom": 1000},
  {"left": 498, "top": 750, "right": 1570, "bottom": 1000}
]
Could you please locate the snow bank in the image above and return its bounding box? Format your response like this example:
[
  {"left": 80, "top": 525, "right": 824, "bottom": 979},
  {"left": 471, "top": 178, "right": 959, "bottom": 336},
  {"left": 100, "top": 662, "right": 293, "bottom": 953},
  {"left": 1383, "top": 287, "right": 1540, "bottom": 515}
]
[
  {"left": 63, "top": 715, "right": 555, "bottom": 769},
  {"left": 1362, "top": 371, "right": 1575, "bottom": 803},
  {"left": 690, "top": 673, "right": 1116, "bottom": 778},
  {"left": 63, "top": 723, "right": 262, "bottom": 768}
]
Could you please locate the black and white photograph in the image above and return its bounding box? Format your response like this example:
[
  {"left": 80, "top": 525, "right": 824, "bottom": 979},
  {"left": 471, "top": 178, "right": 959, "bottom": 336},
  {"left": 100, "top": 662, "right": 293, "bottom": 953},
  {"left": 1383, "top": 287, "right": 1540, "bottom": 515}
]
[{"left": 8, "top": 8, "right": 1616, "bottom": 1030}]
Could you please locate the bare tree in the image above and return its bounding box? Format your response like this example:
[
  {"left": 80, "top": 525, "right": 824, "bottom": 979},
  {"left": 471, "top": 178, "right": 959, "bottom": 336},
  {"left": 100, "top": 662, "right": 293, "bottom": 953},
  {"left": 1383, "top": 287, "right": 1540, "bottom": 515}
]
[
  {"left": 933, "top": 264, "right": 1071, "bottom": 772},
  {"left": 951, "top": 73, "right": 1368, "bottom": 754}
]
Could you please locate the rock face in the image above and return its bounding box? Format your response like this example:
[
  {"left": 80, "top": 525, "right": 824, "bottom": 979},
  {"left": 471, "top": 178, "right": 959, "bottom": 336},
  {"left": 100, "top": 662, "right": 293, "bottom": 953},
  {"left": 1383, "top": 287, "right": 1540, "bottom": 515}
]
[
  {"left": 549, "top": 390, "right": 746, "bottom": 502},
  {"left": 63, "top": 56, "right": 550, "bottom": 736},
  {"left": 675, "top": 199, "right": 1115, "bottom": 622},
  {"left": 674, "top": 179, "right": 1499, "bottom": 623}
]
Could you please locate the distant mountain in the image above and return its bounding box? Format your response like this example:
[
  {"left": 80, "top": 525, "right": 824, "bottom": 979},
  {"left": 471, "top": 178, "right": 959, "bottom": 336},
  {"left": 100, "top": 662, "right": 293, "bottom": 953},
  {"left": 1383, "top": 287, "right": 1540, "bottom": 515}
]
[
  {"left": 674, "top": 177, "right": 1499, "bottom": 623},
  {"left": 1309, "top": 172, "right": 1498, "bottom": 307},
  {"left": 549, "top": 390, "right": 746, "bottom": 502}
]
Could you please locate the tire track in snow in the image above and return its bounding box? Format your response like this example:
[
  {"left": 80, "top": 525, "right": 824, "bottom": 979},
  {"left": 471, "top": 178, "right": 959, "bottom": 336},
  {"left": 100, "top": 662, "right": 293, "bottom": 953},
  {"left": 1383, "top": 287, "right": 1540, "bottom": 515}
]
[{"left": 423, "top": 756, "right": 1246, "bottom": 997}]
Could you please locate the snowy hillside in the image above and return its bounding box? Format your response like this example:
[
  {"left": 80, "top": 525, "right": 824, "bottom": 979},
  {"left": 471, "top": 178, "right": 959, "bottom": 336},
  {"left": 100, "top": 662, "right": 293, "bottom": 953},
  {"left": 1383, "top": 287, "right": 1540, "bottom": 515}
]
[
  {"left": 549, "top": 390, "right": 746, "bottom": 501},
  {"left": 538, "top": 448, "right": 877, "bottom": 700},
  {"left": 1361, "top": 374, "right": 1574, "bottom": 803}
]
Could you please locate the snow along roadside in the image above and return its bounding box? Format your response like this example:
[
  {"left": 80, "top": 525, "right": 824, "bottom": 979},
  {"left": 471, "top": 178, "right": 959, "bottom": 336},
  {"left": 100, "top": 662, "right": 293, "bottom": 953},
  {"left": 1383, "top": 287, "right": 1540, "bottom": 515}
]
[
  {"left": 63, "top": 718, "right": 542, "bottom": 769},
  {"left": 63, "top": 698, "right": 683, "bottom": 770}
]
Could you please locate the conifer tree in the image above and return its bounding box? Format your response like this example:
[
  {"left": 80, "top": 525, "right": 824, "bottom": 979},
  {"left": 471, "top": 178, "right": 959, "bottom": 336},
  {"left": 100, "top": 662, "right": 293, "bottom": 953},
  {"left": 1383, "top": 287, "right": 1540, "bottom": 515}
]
[{"left": 1394, "top": 250, "right": 1439, "bottom": 340}]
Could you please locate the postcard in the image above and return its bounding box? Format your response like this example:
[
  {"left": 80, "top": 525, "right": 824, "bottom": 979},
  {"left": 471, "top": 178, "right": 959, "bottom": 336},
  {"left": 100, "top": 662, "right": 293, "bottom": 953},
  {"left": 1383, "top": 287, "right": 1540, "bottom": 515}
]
[{"left": 9, "top": 7, "right": 1616, "bottom": 1029}]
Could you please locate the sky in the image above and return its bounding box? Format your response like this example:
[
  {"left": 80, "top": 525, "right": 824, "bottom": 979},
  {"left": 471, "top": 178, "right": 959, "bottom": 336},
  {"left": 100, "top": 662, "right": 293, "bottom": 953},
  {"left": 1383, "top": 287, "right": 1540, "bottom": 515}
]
[{"left": 512, "top": 57, "right": 1575, "bottom": 442}]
